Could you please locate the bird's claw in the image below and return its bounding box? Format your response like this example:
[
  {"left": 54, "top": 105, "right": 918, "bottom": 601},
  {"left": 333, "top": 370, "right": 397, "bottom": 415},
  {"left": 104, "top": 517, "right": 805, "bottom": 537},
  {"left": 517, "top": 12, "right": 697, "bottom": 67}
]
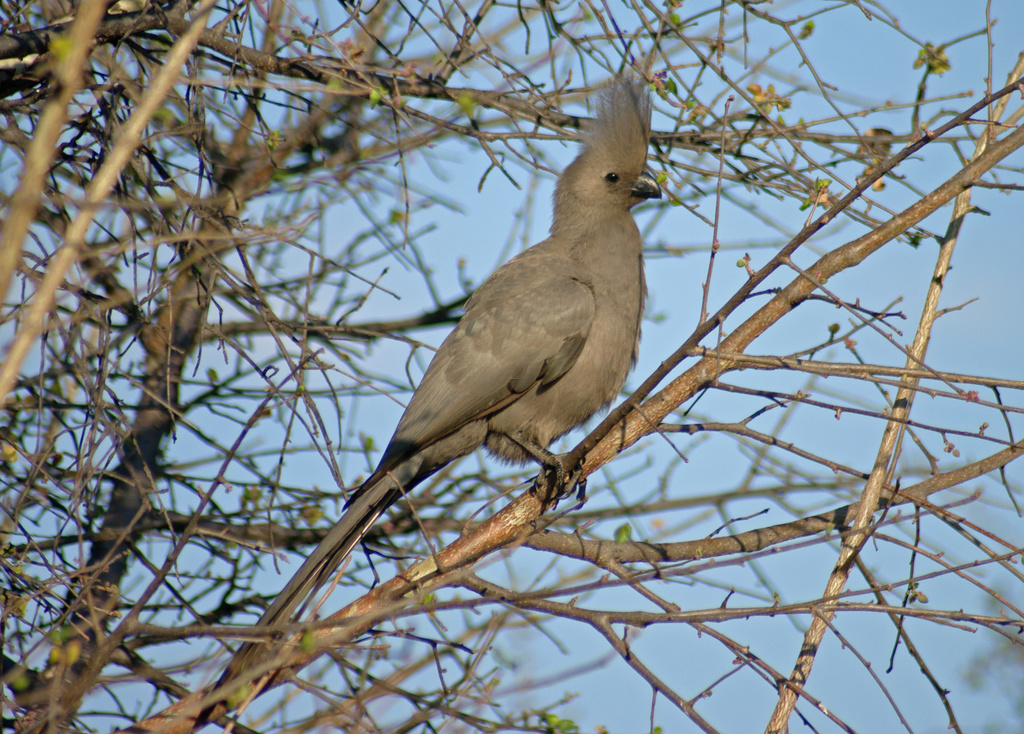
[{"left": 534, "top": 454, "right": 586, "bottom": 505}]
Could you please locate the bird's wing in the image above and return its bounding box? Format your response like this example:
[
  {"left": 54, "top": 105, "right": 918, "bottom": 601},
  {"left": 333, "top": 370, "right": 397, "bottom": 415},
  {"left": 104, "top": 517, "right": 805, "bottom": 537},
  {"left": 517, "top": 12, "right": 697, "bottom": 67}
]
[{"left": 380, "top": 250, "right": 594, "bottom": 468}]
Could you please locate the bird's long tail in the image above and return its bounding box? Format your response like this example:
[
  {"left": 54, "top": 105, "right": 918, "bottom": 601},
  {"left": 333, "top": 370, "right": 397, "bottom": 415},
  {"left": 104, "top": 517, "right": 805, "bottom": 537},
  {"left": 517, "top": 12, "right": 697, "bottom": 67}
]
[{"left": 214, "top": 455, "right": 422, "bottom": 690}]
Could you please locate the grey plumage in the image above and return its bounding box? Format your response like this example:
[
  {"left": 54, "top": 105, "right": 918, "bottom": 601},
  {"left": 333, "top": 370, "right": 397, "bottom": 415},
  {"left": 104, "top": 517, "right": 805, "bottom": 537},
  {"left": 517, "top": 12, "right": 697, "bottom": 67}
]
[{"left": 222, "top": 78, "right": 659, "bottom": 685}]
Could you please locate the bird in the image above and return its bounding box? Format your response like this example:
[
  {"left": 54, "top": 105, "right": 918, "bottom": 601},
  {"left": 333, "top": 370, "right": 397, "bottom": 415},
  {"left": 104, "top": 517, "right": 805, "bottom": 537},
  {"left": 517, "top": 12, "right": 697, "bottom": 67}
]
[{"left": 218, "top": 77, "right": 660, "bottom": 693}]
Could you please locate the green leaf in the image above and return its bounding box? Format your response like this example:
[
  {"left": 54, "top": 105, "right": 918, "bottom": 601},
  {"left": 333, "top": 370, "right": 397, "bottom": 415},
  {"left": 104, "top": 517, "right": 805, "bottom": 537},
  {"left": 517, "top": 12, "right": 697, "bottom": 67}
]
[
  {"left": 49, "top": 35, "right": 74, "bottom": 64},
  {"left": 915, "top": 43, "right": 951, "bottom": 74},
  {"left": 300, "top": 631, "right": 315, "bottom": 652},
  {"left": 457, "top": 92, "right": 476, "bottom": 117}
]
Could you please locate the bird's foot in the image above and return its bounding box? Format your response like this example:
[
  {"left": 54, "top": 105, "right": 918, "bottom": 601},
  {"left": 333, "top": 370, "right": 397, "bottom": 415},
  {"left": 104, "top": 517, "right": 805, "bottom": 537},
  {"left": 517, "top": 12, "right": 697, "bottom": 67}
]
[
  {"left": 534, "top": 452, "right": 586, "bottom": 505},
  {"left": 505, "top": 435, "right": 586, "bottom": 506},
  {"left": 560, "top": 454, "right": 587, "bottom": 502}
]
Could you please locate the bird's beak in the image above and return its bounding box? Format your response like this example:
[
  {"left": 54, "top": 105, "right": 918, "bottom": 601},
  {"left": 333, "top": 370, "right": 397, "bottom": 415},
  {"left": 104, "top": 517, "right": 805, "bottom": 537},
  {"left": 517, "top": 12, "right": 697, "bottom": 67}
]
[{"left": 631, "top": 169, "right": 662, "bottom": 200}]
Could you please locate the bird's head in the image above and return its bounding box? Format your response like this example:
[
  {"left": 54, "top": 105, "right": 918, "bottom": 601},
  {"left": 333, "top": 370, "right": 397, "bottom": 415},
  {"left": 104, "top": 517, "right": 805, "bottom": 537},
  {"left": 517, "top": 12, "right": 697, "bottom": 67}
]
[{"left": 553, "top": 79, "right": 661, "bottom": 233}]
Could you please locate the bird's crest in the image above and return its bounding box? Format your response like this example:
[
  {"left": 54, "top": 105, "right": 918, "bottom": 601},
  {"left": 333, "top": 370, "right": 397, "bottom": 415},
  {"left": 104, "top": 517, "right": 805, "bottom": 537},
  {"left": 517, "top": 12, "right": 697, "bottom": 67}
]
[{"left": 583, "top": 78, "right": 653, "bottom": 168}]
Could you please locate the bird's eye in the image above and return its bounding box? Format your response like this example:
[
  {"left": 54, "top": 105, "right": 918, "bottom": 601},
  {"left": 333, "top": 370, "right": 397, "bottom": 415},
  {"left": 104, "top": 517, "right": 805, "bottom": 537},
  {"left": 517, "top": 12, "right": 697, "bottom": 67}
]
[{"left": 604, "top": 172, "right": 620, "bottom": 183}]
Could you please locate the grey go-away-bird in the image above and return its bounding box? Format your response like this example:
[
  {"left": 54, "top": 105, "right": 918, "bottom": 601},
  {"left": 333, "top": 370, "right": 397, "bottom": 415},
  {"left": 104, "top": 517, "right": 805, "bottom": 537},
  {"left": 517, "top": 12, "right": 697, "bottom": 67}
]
[{"left": 219, "top": 78, "right": 660, "bottom": 690}]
